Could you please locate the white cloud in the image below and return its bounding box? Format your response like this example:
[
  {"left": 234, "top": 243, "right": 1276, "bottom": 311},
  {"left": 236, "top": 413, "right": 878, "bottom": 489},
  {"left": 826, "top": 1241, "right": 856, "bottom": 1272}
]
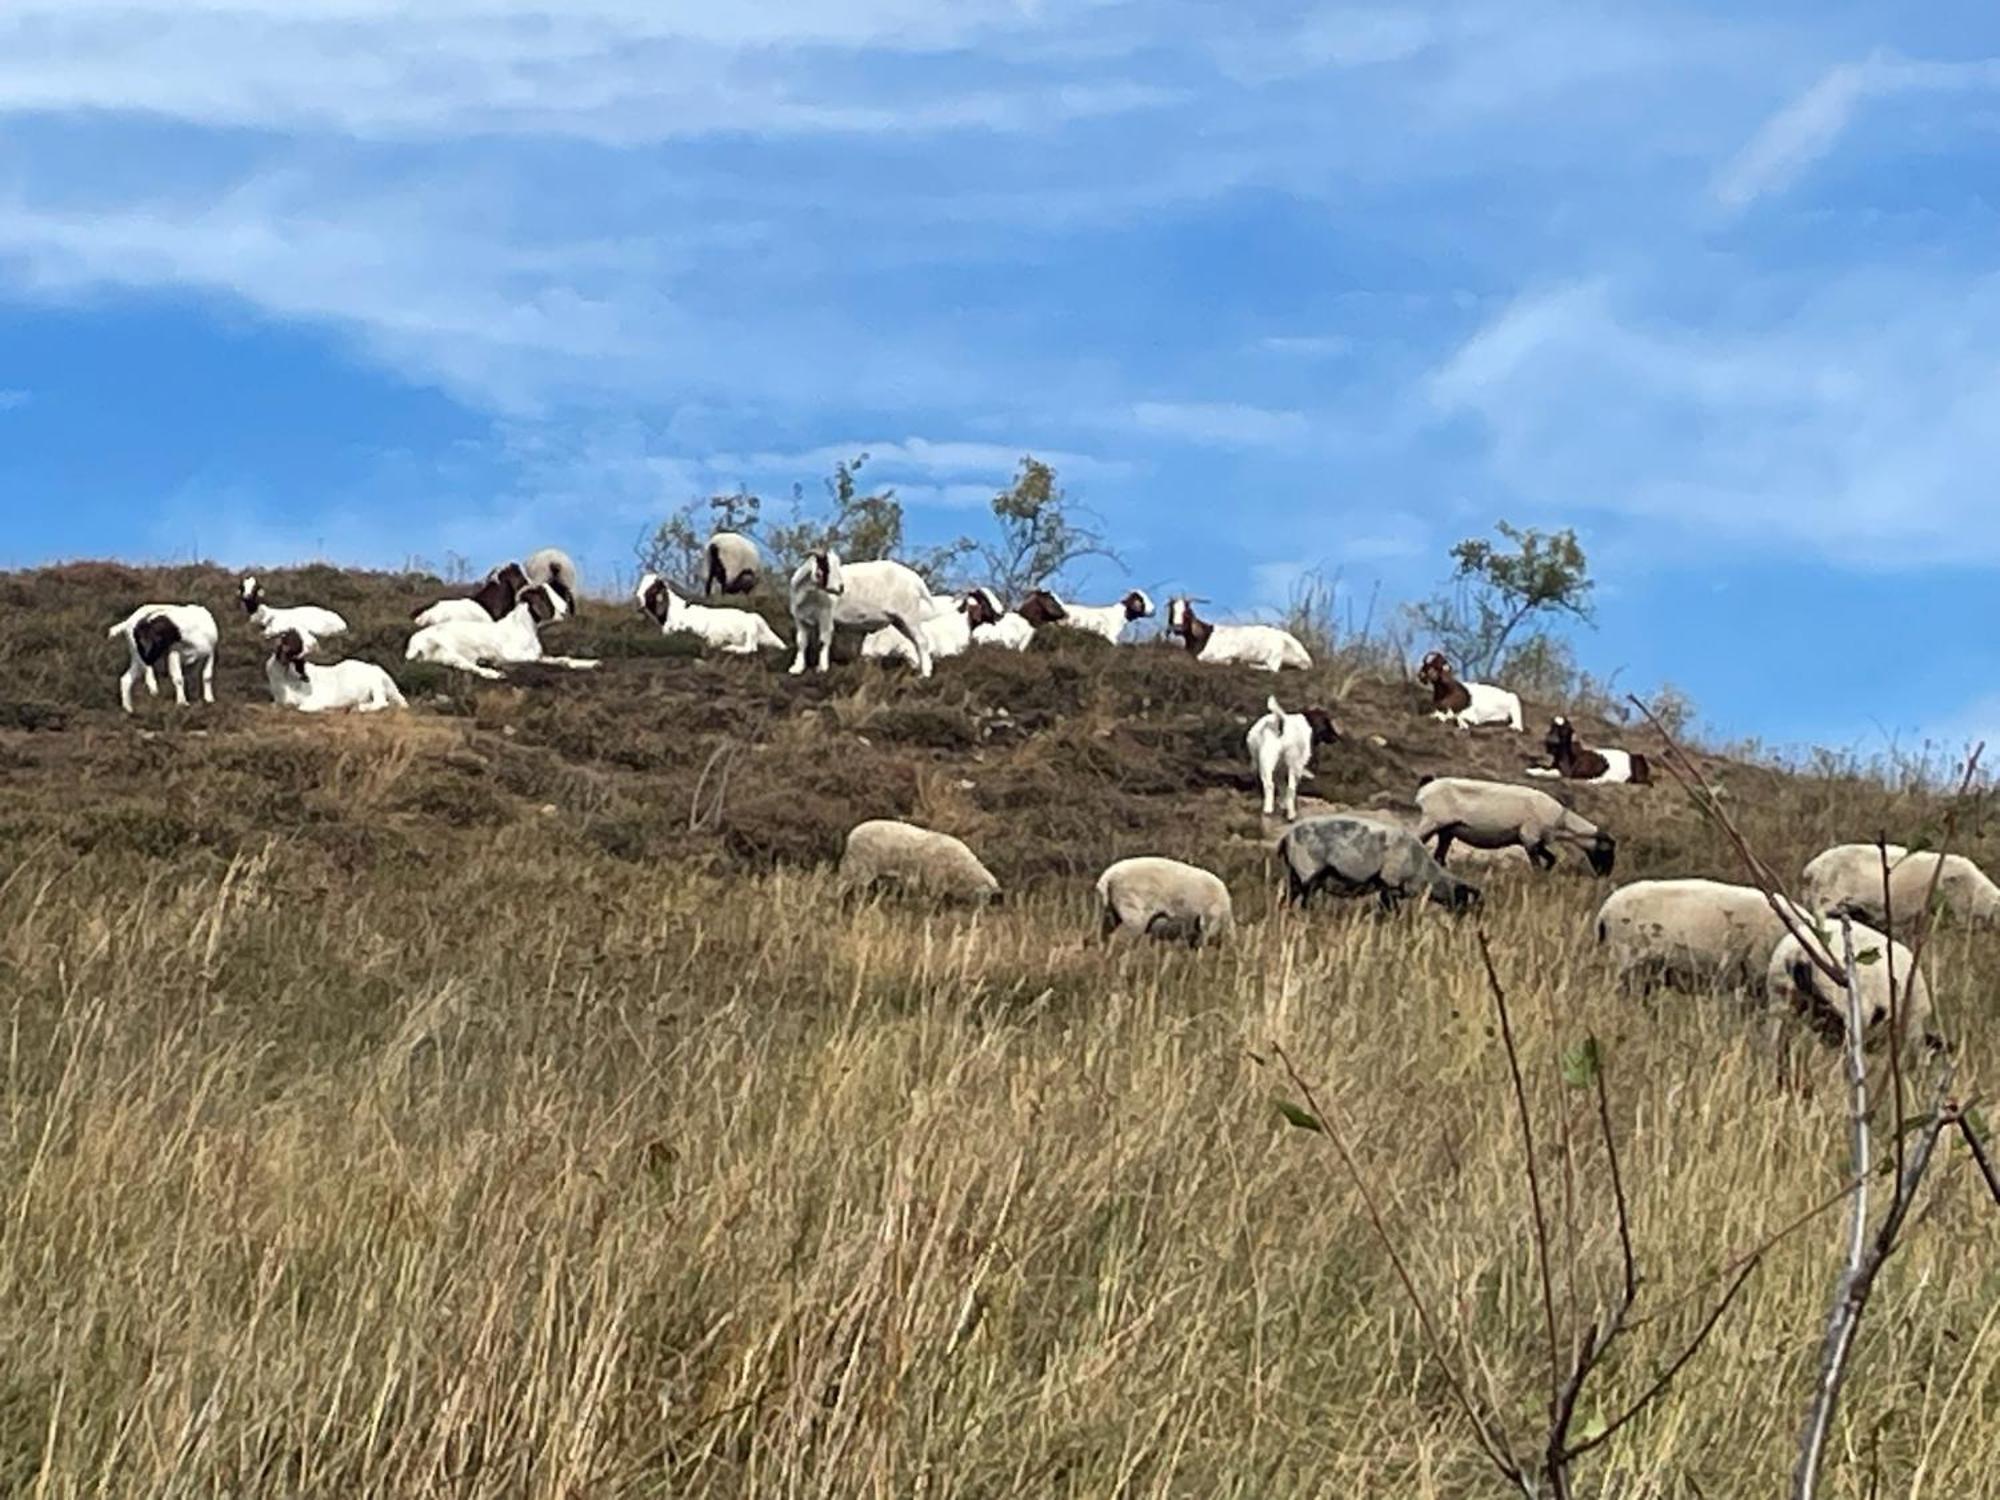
[
  {"left": 1429, "top": 273, "right": 2000, "bottom": 566},
  {"left": 1715, "top": 54, "right": 2000, "bottom": 208},
  {"left": 1128, "top": 400, "right": 1309, "bottom": 449}
]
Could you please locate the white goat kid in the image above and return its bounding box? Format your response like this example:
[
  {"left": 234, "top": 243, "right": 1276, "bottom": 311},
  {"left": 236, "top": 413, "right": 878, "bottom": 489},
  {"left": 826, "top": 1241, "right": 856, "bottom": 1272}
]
[
  {"left": 635, "top": 572, "right": 785, "bottom": 654},
  {"left": 265, "top": 630, "right": 406, "bottom": 712},
  {"left": 239, "top": 576, "right": 348, "bottom": 651},
  {"left": 1165, "top": 596, "right": 1311, "bottom": 672},
  {"left": 406, "top": 584, "right": 599, "bottom": 680},
  {"left": 788, "top": 551, "right": 938, "bottom": 678},
  {"left": 1245, "top": 695, "right": 1342, "bottom": 821},
  {"left": 108, "top": 604, "right": 219, "bottom": 714}
]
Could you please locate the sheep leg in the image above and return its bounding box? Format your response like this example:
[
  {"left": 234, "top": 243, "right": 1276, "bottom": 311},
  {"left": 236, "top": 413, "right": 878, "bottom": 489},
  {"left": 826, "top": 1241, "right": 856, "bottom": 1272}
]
[
  {"left": 1430, "top": 829, "right": 1456, "bottom": 864},
  {"left": 1098, "top": 903, "right": 1122, "bottom": 942},
  {"left": 1528, "top": 842, "right": 1557, "bottom": 872}
]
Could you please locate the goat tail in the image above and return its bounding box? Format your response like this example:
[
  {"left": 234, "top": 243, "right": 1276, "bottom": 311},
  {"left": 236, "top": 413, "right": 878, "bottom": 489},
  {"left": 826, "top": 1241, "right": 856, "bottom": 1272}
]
[{"left": 1265, "top": 694, "right": 1283, "bottom": 717}]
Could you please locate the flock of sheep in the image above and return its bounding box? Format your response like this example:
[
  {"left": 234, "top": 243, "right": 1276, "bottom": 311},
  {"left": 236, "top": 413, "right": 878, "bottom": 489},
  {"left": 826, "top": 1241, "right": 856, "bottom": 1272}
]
[{"left": 101, "top": 530, "right": 1982, "bottom": 1052}]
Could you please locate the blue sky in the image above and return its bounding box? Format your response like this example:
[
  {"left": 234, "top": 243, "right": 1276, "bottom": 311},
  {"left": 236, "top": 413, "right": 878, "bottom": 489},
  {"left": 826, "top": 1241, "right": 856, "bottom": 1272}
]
[{"left": 2, "top": 2, "right": 1998, "bottom": 757}]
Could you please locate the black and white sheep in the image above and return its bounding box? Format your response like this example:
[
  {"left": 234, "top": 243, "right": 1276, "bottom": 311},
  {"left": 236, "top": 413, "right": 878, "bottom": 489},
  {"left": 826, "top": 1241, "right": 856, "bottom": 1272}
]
[
  {"left": 108, "top": 603, "right": 219, "bottom": 713},
  {"left": 1278, "top": 815, "right": 1480, "bottom": 913},
  {"left": 837, "top": 819, "right": 1001, "bottom": 905},
  {"left": 238, "top": 576, "right": 348, "bottom": 652},
  {"left": 1801, "top": 844, "right": 2000, "bottom": 934},
  {"left": 1413, "top": 776, "right": 1616, "bottom": 876},
  {"left": 265, "top": 629, "right": 406, "bottom": 713},
  {"left": 1417, "top": 652, "right": 1523, "bottom": 731},
  {"left": 703, "top": 532, "right": 762, "bottom": 596},
  {"left": 1096, "top": 856, "right": 1234, "bottom": 946},
  {"left": 1245, "top": 695, "right": 1341, "bottom": 821}
]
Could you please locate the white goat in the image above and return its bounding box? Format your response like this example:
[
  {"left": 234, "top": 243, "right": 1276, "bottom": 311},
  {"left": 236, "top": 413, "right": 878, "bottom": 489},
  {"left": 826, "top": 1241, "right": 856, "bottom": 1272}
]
[
  {"left": 1019, "top": 587, "right": 1154, "bottom": 644},
  {"left": 239, "top": 576, "right": 348, "bottom": 652},
  {"left": 861, "top": 591, "right": 975, "bottom": 668},
  {"left": 413, "top": 562, "right": 529, "bottom": 629},
  {"left": 265, "top": 630, "right": 405, "bottom": 713},
  {"left": 406, "top": 584, "right": 599, "bottom": 680},
  {"left": 108, "top": 604, "right": 219, "bottom": 714},
  {"left": 788, "top": 551, "right": 938, "bottom": 677},
  {"left": 1417, "top": 651, "right": 1523, "bottom": 731},
  {"left": 635, "top": 572, "right": 785, "bottom": 654},
  {"left": 1164, "top": 596, "right": 1311, "bottom": 672},
  {"left": 963, "top": 587, "right": 1040, "bottom": 651},
  {"left": 1245, "top": 695, "right": 1342, "bottom": 821}
]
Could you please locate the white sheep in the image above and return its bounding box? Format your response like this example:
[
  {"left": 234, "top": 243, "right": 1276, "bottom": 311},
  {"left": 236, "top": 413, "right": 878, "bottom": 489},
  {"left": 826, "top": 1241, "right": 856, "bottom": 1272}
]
[
  {"left": 1413, "top": 776, "right": 1616, "bottom": 875},
  {"left": 264, "top": 629, "right": 406, "bottom": 713},
  {"left": 1767, "top": 914, "right": 1934, "bottom": 1051},
  {"left": 861, "top": 591, "right": 975, "bottom": 668},
  {"left": 238, "top": 576, "right": 348, "bottom": 652},
  {"left": 1164, "top": 597, "right": 1311, "bottom": 672},
  {"left": 956, "top": 586, "right": 1039, "bottom": 651},
  {"left": 1245, "top": 695, "right": 1342, "bottom": 821},
  {"left": 1417, "top": 652, "right": 1523, "bottom": 731},
  {"left": 788, "top": 551, "right": 939, "bottom": 678},
  {"left": 703, "top": 532, "right": 762, "bottom": 596},
  {"left": 1018, "top": 587, "right": 1154, "bottom": 644},
  {"left": 837, "top": 819, "right": 1001, "bottom": 905},
  {"left": 524, "top": 547, "right": 581, "bottom": 613},
  {"left": 413, "top": 562, "right": 529, "bottom": 629},
  {"left": 1096, "top": 856, "right": 1234, "bottom": 946},
  {"left": 1524, "top": 716, "right": 1652, "bottom": 785},
  {"left": 635, "top": 572, "right": 785, "bottom": 655},
  {"left": 108, "top": 603, "right": 219, "bottom": 714},
  {"left": 1594, "top": 878, "right": 1810, "bottom": 994},
  {"left": 1801, "top": 844, "right": 2000, "bottom": 935},
  {"left": 406, "top": 584, "right": 600, "bottom": 680}
]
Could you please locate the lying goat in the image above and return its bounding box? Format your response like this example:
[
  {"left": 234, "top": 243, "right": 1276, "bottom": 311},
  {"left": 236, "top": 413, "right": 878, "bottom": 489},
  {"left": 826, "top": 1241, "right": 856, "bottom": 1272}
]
[
  {"left": 636, "top": 572, "right": 785, "bottom": 654},
  {"left": 265, "top": 630, "right": 406, "bottom": 712},
  {"left": 406, "top": 583, "right": 599, "bottom": 680},
  {"left": 1525, "top": 716, "right": 1651, "bottom": 785},
  {"left": 1417, "top": 651, "right": 1522, "bottom": 731}
]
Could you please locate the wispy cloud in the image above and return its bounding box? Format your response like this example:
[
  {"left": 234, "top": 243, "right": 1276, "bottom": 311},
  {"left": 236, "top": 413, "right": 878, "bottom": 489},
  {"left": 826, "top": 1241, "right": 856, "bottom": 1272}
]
[
  {"left": 1715, "top": 54, "right": 2000, "bottom": 208},
  {"left": 1128, "top": 401, "right": 1309, "bottom": 449}
]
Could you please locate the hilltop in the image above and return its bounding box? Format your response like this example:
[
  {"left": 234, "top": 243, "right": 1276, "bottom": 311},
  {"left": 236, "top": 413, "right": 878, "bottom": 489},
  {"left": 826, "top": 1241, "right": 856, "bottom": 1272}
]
[{"left": 1, "top": 560, "right": 1996, "bottom": 1498}]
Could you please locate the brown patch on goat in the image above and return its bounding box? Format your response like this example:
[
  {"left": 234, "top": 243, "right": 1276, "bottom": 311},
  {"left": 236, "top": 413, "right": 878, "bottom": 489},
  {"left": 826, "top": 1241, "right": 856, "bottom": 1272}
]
[
  {"left": 638, "top": 576, "right": 672, "bottom": 626},
  {"left": 523, "top": 586, "right": 560, "bottom": 626},
  {"left": 1017, "top": 590, "right": 1066, "bottom": 627},
  {"left": 272, "top": 628, "right": 310, "bottom": 682},
  {"left": 1418, "top": 651, "right": 1472, "bottom": 715},
  {"left": 962, "top": 589, "right": 1004, "bottom": 629},
  {"left": 131, "top": 614, "right": 182, "bottom": 667},
  {"left": 1167, "top": 599, "right": 1212, "bottom": 655},
  {"left": 1121, "top": 590, "right": 1152, "bottom": 621},
  {"left": 1302, "top": 707, "right": 1341, "bottom": 746}
]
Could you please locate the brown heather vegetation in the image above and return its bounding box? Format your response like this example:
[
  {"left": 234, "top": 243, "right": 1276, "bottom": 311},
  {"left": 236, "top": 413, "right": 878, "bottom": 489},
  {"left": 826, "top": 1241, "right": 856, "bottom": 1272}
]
[{"left": 1, "top": 561, "right": 1996, "bottom": 1497}]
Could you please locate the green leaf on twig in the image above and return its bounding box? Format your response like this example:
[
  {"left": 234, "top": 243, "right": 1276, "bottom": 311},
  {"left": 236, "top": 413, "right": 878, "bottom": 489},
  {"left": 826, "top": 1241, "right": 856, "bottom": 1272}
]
[
  {"left": 1274, "top": 1098, "right": 1326, "bottom": 1134},
  {"left": 1854, "top": 947, "right": 1882, "bottom": 967},
  {"left": 1560, "top": 1036, "right": 1603, "bottom": 1090}
]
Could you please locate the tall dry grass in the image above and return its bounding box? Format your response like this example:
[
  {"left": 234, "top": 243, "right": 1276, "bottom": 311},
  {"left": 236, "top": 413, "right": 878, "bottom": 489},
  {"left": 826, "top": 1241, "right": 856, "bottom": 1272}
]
[{"left": 3, "top": 835, "right": 1997, "bottom": 1498}]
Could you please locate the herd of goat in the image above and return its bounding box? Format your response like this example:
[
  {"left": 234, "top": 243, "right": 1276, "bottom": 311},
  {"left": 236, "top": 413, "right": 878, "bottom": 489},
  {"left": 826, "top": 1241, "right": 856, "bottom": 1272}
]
[{"left": 99, "top": 530, "right": 1973, "bottom": 1052}]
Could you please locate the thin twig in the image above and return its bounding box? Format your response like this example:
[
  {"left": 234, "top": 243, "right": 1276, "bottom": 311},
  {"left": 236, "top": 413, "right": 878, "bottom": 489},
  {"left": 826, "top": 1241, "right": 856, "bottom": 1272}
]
[
  {"left": 1477, "top": 931, "right": 1564, "bottom": 1426},
  {"left": 1957, "top": 1114, "right": 2000, "bottom": 1208},
  {"left": 1877, "top": 837, "right": 1906, "bottom": 1187}
]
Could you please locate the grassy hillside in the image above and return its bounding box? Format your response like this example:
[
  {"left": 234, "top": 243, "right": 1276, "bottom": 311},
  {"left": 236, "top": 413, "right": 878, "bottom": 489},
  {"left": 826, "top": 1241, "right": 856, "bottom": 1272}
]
[{"left": 1, "top": 561, "right": 1996, "bottom": 1496}]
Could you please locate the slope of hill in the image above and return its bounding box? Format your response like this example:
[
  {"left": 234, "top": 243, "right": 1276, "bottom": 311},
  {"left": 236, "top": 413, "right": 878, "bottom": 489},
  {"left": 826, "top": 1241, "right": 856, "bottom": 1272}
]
[{"left": 0, "top": 561, "right": 1995, "bottom": 1497}]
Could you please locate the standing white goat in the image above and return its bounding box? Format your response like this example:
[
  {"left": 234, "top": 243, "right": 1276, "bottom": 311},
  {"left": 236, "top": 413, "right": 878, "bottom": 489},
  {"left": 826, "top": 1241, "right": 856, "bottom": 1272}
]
[
  {"left": 1245, "top": 695, "right": 1342, "bottom": 820},
  {"left": 265, "top": 630, "right": 406, "bottom": 712},
  {"left": 239, "top": 576, "right": 348, "bottom": 652},
  {"left": 108, "top": 603, "right": 219, "bottom": 714},
  {"left": 406, "top": 584, "right": 599, "bottom": 680},
  {"left": 788, "top": 551, "right": 938, "bottom": 678},
  {"left": 1165, "top": 597, "right": 1311, "bottom": 672},
  {"left": 636, "top": 572, "right": 785, "bottom": 654}
]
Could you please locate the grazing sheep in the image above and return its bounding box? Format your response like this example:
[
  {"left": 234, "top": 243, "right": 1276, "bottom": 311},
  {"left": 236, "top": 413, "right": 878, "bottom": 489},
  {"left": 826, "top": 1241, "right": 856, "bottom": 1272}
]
[
  {"left": 1096, "top": 856, "right": 1234, "bottom": 946},
  {"left": 1414, "top": 776, "right": 1616, "bottom": 876},
  {"left": 1278, "top": 815, "right": 1480, "bottom": 913},
  {"left": 1526, "top": 716, "right": 1651, "bottom": 785},
  {"left": 636, "top": 572, "right": 785, "bottom": 654},
  {"left": 1245, "top": 695, "right": 1342, "bottom": 820},
  {"left": 108, "top": 603, "right": 219, "bottom": 714},
  {"left": 703, "top": 531, "right": 762, "bottom": 596},
  {"left": 1019, "top": 587, "right": 1153, "bottom": 644},
  {"left": 837, "top": 819, "right": 1001, "bottom": 905},
  {"left": 1801, "top": 844, "right": 2000, "bottom": 934},
  {"left": 264, "top": 629, "right": 405, "bottom": 713},
  {"left": 1417, "top": 651, "right": 1523, "bottom": 731},
  {"left": 413, "top": 562, "right": 529, "bottom": 629},
  {"left": 238, "top": 576, "right": 348, "bottom": 652},
  {"left": 406, "top": 583, "right": 599, "bottom": 680},
  {"left": 861, "top": 591, "right": 976, "bottom": 668},
  {"left": 524, "top": 548, "right": 581, "bottom": 613},
  {"left": 1594, "top": 878, "right": 1809, "bottom": 994},
  {"left": 788, "top": 551, "right": 938, "bottom": 677},
  {"left": 1767, "top": 915, "right": 1934, "bottom": 1050},
  {"left": 1164, "top": 597, "right": 1311, "bottom": 672},
  {"left": 963, "top": 587, "right": 1040, "bottom": 651}
]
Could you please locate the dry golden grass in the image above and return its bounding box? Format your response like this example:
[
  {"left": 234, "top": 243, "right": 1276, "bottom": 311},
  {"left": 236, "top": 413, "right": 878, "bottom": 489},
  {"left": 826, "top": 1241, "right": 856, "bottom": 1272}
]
[{"left": 3, "top": 562, "right": 1998, "bottom": 1496}]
